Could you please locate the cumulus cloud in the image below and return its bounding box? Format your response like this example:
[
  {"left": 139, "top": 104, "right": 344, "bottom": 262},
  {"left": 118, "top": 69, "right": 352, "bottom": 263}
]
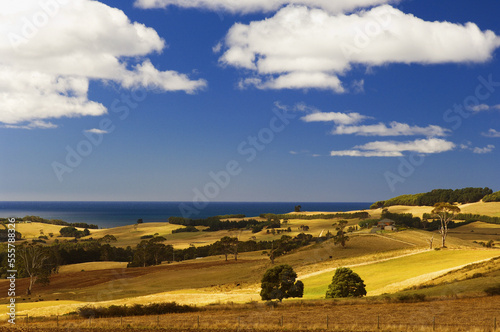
[
  {"left": 330, "top": 138, "right": 455, "bottom": 157},
  {"left": 301, "top": 111, "right": 371, "bottom": 125},
  {"left": 482, "top": 129, "right": 500, "bottom": 138},
  {"left": 0, "top": 0, "right": 206, "bottom": 128},
  {"left": 134, "top": 0, "right": 397, "bottom": 14},
  {"left": 332, "top": 122, "right": 450, "bottom": 137},
  {"left": 473, "top": 145, "right": 495, "bottom": 154},
  {"left": 219, "top": 5, "right": 500, "bottom": 91}
]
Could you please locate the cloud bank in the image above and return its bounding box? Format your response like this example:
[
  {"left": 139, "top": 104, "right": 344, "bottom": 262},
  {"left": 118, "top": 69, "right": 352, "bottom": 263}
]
[
  {"left": 219, "top": 5, "right": 500, "bottom": 91},
  {"left": 134, "top": 0, "right": 398, "bottom": 14},
  {"left": 0, "top": 0, "right": 206, "bottom": 128}
]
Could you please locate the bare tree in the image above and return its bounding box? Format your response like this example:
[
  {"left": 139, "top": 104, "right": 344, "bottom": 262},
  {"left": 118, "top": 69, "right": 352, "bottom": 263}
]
[
  {"left": 432, "top": 202, "right": 461, "bottom": 248},
  {"left": 428, "top": 235, "right": 434, "bottom": 250},
  {"left": 18, "top": 244, "right": 51, "bottom": 295}
]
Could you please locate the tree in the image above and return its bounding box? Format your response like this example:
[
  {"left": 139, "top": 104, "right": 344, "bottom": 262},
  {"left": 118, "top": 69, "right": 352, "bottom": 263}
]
[
  {"left": 18, "top": 244, "right": 56, "bottom": 295},
  {"left": 325, "top": 267, "right": 366, "bottom": 298},
  {"left": 294, "top": 205, "right": 302, "bottom": 212},
  {"left": 137, "top": 219, "right": 143, "bottom": 224},
  {"left": 99, "top": 234, "right": 117, "bottom": 244},
  {"left": 260, "top": 264, "right": 304, "bottom": 302},
  {"left": 333, "top": 220, "right": 350, "bottom": 248},
  {"left": 147, "top": 236, "right": 168, "bottom": 265},
  {"left": 431, "top": 202, "right": 461, "bottom": 248},
  {"left": 212, "top": 236, "right": 239, "bottom": 261}
]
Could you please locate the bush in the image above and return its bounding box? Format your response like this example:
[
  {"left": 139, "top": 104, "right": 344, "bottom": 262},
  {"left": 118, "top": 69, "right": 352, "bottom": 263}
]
[
  {"left": 396, "top": 293, "right": 426, "bottom": 303},
  {"left": 77, "top": 302, "right": 197, "bottom": 318},
  {"left": 484, "top": 285, "right": 500, "bottom": 296},
  {"left": 140, "top": 235, "right": 154, "bottom": 239},
  {"left": 172, "top": 226, "right": 199, "bottom": 234},
  {"left": 326, "top": 267, "right": 366, "bottom": 298}
]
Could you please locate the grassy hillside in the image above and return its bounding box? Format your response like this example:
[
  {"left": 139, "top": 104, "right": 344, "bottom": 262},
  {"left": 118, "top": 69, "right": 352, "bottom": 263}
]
[
  {"left": 370, "top": 201, "right": 500, "bottom": 219},
  {"left": 301, "top": 249, "right": 500, "bottom": 298},
  {"left": 2, "top": 206, "right": 499, "bottom": 321}
]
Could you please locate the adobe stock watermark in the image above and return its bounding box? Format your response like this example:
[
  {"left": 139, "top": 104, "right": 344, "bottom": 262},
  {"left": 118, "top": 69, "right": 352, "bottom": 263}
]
[
  {"left": 8, "top": 0, "right": 69, "bottom": 49},
  {"left": 52, "top": 89, "right": 147, "bottom": 182},
  {"left": 384, "top": 74, "right": 500, "bottom": 192},
  {"left": 178, "top": 106, "right": 297, "bottom": 218}
]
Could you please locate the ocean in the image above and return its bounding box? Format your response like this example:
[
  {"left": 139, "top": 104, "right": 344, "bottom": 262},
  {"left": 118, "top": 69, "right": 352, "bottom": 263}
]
[{"left": 0, "top": 201, "right": 371, "bottom": 228}]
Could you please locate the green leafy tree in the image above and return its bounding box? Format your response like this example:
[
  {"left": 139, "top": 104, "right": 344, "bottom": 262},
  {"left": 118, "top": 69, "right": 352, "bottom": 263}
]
[
  {"left": 260, "top": 264, "right": 304, "bottom": 302},
  {"left": 325, "top": 267, "right": 366, "bottom": 298},
  {"left": 333, "top": 220, "right": 349, "bottom": 248},
  {"left": 294, "top": 205, "right": 302, "bottom": 212},
  {"left": 431, "top": 202, "right": 461, "bottom": 248},
  {"left": 212, "top": 236, "right": 239, "bottom": 261}
]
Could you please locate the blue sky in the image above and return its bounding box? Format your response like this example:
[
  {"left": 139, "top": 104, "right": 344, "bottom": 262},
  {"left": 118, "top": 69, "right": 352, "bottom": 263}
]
[{"left": 0, "top": 0, "right": 499, "bottom": 202}]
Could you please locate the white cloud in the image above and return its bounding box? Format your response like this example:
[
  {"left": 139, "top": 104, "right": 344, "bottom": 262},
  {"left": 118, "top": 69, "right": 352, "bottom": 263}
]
[
  {"left": 134, "top": 0, "right": 398, "bottom": 14},
  {"left": 2, "top": 120, "right": 57, "bottom": 130},
  {"left": 482, "top": 129, "right": 500, "bottom": 138},
  {"left": 85, "top": 128, "right": 109, "bottom": 134},
  {"left": 332, "top": 122, "right": 450, "bottom": 137},
  {"left": 473, "top": 145, "right": 495, "bottom": 154},
  {"left": 470, "top": 104, "right": 500, "bottom": 112},
  {"left": 301, "top": 112, "right": 371, "bottom": 125},
  {"left": 0, "top": 0, "right": 206, "bottom": 127},
  {"left": 330, "top": 138, "right": 455, "bottom": 157},
  {"left": 219, "top": 5, "right": 500, "bottom": 91}
]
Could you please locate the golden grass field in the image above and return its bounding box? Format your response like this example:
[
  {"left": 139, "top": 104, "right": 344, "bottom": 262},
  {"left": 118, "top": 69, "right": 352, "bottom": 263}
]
[{"left": 2, "top": 202, "right": 499, "bottom": 328}]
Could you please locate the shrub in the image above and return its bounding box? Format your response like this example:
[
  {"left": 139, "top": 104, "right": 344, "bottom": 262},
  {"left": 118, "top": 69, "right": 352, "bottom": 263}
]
[
  {"left": 326, "top": 267, "right": 366, "bottom": 298},
  {"left": 484, "top": 285, "right": 500, "bottom": 296},
  {"left": 397, "top": 293, "right": 426, "bottom": 303},
  {"left": 77, "top": 302, "right": 197, "bottom": 318},
  {"left": 140, "top": 235, "right": 154, "bottom": 239},
  {"left": 172, "top": 226, "right": 199, "bottom": 234}
]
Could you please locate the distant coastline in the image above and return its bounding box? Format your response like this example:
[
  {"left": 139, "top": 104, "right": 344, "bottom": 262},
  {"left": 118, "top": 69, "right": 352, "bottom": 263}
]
[{"left": 0, "top": 201, "right": 371, "bottom": 228}]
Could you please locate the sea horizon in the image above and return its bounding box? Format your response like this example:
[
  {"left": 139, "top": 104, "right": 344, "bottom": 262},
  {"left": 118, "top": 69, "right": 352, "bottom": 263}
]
[{"left": 0, "top": 201, "right": 372, "bottom": 228}]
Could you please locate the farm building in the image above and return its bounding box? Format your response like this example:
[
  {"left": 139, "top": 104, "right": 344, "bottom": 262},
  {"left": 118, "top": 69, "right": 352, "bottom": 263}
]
[{"left": 371, "top": 219, "right": 397, "bottom": 233}]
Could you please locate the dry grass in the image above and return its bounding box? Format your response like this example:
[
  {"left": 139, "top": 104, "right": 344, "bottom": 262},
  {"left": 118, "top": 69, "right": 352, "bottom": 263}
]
[
  {"left": 301, "top": 249, "right": 500, "bottom": 298},
  {"left": 58, "top": 262, "right": 128, "bottom": 273},
  {"left": 370, "top": 201, "right": 500, "bottom": 219},
  {"left": 2, "top": 296, "right": 499, "bottom": 331},
  {"left": 447, "top": 221, "right": 500, "bottom": 243}
]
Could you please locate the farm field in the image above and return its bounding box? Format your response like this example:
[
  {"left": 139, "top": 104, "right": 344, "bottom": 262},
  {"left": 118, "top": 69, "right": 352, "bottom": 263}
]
[
  {"left": 301, "top": 249, "right": 500, "bottom": 298},
  {"left": 2, "top": 205, "right": 499, "bottom": 328}
]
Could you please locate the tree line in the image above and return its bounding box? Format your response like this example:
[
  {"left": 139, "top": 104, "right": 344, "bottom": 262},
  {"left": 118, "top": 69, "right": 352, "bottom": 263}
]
[
  {"left": 1, "top": 216, "right": 98, "bottom": 229},
  {"left": 371, "top": 187, "right": 493, "bottom": 208},
  {"left": 259, "top": 212, "right": 370, "bottom": 220}
]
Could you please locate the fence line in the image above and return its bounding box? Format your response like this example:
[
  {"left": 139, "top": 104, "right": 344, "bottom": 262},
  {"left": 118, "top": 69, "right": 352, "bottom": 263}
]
[{"left": 5, "top": 313, "right": 498, "bottom": 331}]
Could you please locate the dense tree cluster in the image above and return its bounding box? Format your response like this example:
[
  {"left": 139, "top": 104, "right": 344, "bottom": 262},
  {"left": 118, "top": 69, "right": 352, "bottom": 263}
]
[
  {"left": 59, "top": 226, "right": 90, "bottom": 238},
  {"left": 171, "top": 226, "right": 200, "bottom": 233},
  {"left": 371, "top": 187, "right": 493, "bottom": 208},
  {"left": 168, "top": 216, "right": 262, "bottom": 232},
  {"left": 483, "top": 190, "right": 500, "bottom": 202},
  {"left": 2, "top": 216, "right": 99, "bottom": 229},
  {"left": 260, "top": 212, "right": 370, "bottom": 220}
]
